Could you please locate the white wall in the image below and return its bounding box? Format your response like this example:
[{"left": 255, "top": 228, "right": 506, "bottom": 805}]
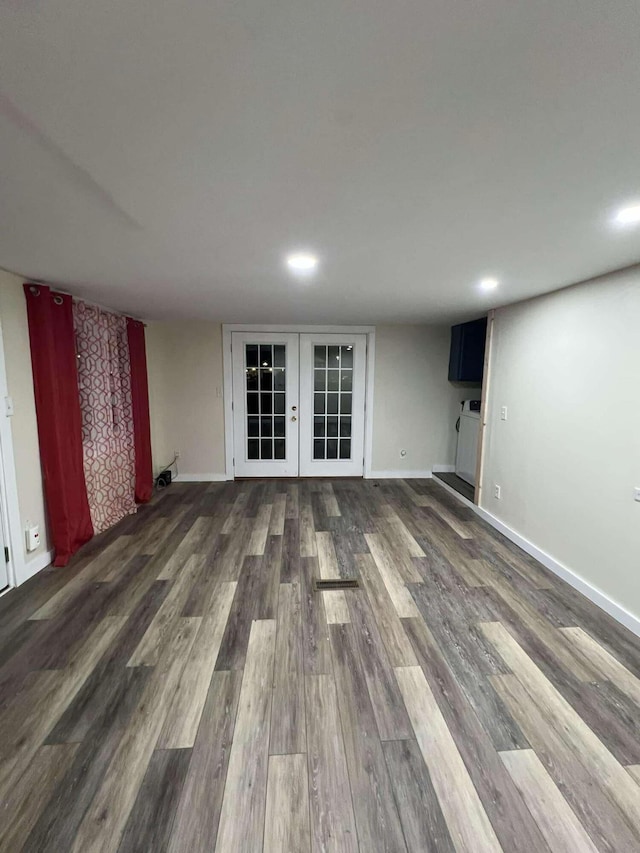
[
  {"left": 146, "top": 320, "right": 226, "bottom": 479},
  {"left": 481, "top": 270, "right": 640, "bottom": 624},
  {"left": 0, "top": 269, "right": 51, "bottom": 577},
  {"left": 371, "top": 325, "right": 467, "bottom": 474},
  {"left": 145, "top": 322, "right": 462, "bottom": 480}
]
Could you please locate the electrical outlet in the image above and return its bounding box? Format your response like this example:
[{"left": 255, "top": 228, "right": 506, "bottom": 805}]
[
  {"left": 174, "top": 449, "right": 181, "bottom": 459},
  {"left": 25, "top": 523, "right": 40, "bottom": 552},
  {"left": 500, "top": 406, "right": 508, "bottom": 421},
  {"left": 494, "top": 484, "right": 502, "bottom": 500},
  {"left": 634, "top": 487, "right": 640, "bottom": 502}
]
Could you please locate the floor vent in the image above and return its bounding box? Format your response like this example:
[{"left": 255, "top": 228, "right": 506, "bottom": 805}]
[{"left": 314, "top": 578, "right": 360, "bottom": 591}]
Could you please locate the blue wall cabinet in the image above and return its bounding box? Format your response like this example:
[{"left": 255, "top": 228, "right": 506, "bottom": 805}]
[{"left": 448, "top": 317, "right": 487, "bottom": 384}]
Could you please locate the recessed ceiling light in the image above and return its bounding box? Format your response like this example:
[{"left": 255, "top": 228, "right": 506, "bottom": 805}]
[
  {"left": 286, "top": 252, "right": 319, "bottom": 275},
  {"left": 479, "top": 277, "right": 499, "bottom": 291},
  {"left": 614, "top": 204, "right": 640, "bottom": 226}
]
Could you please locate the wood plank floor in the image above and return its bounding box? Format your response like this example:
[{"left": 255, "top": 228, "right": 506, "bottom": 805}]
[{"left": 1, "top": 478, "right": 639, "bottom": 852}]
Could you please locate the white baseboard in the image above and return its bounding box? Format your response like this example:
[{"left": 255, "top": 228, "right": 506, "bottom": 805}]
[
  {"left": 432, "top": 464, "right": 456, "bottom": 473},
  {"left": 431, "top": 477, "right": 640, "bottom": 638},
  {"left": 475, "top": 507, "right": 640, "bottom": 638},
  {"left": 16, "top": 548, "right": 54, "bottom": 587},
  {"left": 180, "top": 470, "right": 433, "bottom": 482},
  {"left": 366, "top": 470, "right": 433, "bottom": 479},
  {"left": 174, "top": 473, "right": 230, "bottom": 482}
]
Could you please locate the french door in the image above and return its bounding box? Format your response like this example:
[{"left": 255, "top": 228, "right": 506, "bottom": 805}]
[
  {"left": 231, "top": 332, "right": 367, "bottom": 477},
  {"left": 232, "top": 333, "right": 299, "bottom": 477}
]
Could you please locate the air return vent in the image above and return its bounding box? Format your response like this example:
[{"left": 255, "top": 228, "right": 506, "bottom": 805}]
[{"left": 314, "top": 578, "right": 360, "bottom": 591}]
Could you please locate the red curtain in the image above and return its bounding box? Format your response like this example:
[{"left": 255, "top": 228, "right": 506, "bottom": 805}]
[
  {"left": 23, "top": 284, "right": 94, "bottom": 566},
  {"left": 126, "top": 318, "right": 153, "bottom": 503}
]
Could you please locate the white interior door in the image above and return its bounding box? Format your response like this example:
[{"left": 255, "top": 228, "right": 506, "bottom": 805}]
[
  {"left": 232, "top": 332, "right": 299, "bottom": 477},
  {"left": 0, "top": 490, "right": 8, "bottom": 590},
  {"left": 299, "top": 334, "right": 367, "bottom": 477}
]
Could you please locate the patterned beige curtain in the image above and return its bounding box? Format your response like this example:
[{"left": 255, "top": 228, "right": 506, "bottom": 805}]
[{"left": 73, "top": 301, "right": 137, "bottom": 533}]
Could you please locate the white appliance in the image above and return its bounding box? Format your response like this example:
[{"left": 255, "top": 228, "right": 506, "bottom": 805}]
[{"left": 455, "top": 400, "right": 481, "bottom": 486}]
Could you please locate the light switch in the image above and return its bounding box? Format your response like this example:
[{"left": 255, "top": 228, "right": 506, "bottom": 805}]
[
  {"left": 4, "top": 396, "right": 14, "bottom": 417},
  {"left": 500, "top": 406, "right": 508, "bottom": 421}
]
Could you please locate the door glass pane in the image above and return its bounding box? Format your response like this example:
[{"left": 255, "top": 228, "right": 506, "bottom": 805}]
[
  {"left": 260, "top": 345, "right": 273, "bottom": 368},
  {"left": 260, "top": 393, "right": 273, "bottom": 414},
  {"left": 311, "top": 341, "right": 357, "bottom": 462},
  {"left": 246, "top": 343, "right": 286, "bottom": 461},
  {"left": 340, "top": 345, "right": 353, "bottom": 368},
  {"left": 246, "top": 345, "right": 259, "bottom": 368},
  {"left": 246, "top": 368, "right": 258, "bottom": 391},
  {"left": 274, "top": 369, "right": 285, "bottom": 391},
  {"left": 260, "top": 369, "right": 273, "bottom": 391},
  {"left": 339, "top": 347, "right": 353, "bottom": 442}
]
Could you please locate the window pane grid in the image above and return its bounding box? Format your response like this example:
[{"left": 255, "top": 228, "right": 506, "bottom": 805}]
[
  {"left": 246, "top": 343, "right": 286, "bottom": 461},
  {"left": 313, "top": 344, "right": 354, "bottom": 460}
]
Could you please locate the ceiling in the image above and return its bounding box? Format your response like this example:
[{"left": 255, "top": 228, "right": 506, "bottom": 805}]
[{"left": 1, "top": 1, "right": 640, "bottom": 324}]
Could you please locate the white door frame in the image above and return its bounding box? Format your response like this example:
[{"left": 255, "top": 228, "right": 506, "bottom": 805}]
[
  {"left": 0, "top": 317, "right": 24, "bottom": 590},
  {"left": 222, "top": 324, "right": 375, "bottom": 479}
]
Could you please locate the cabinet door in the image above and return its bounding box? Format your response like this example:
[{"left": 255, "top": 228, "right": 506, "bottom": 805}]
[{"left": 449, "top": 317, "right": 487, "bottom": 382}]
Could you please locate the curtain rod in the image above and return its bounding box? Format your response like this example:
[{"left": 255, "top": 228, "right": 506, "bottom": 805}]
[{"left": 25, "top": 281, "right": 146, "bottom": 325}]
